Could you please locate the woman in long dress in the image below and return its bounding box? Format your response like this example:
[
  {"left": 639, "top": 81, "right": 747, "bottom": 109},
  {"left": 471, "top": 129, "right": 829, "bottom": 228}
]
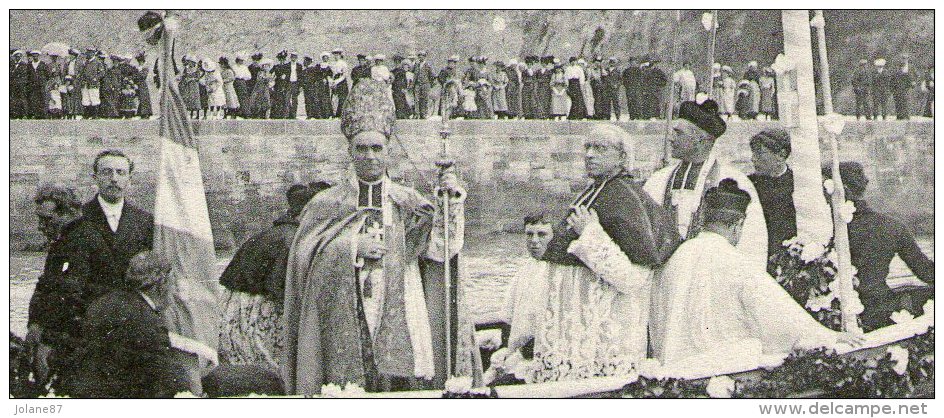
[
  {"left": 521, "top": 60, "right": 538, "bottom": 119},
  {"left": 219, "top": 57, "right": 240, "bottom": 118},
  {"left": 535, "top": 61, "right": 553, "bottom": 119},
  {"left": 249, "top": 59, "right": 274, "bottom": 119},
  {"left": 202, "top": 61, "right": 226, "bottom": 119},
  {"left": 550, "top": 66, "right": 569, "bottom": 119},
  {"left": 758, "top": 68, "right": 777, "bottom": 120},
  {"left": 566, "top": 61, "right": 587, "bottom": 120},
  {"left": 491, "top": 61, "right": 509, "bottom": 118},
  {"left": 473, "top": 60, "right": 494, "bottom": 119},
  {"left": 178, "top": 57, "right": 202, "bottom": 119},
  {"left": 721, "top": 66, "right": 737, "bottom": 119},
  {"left": 133, "top": 55, "right": 153, "bottom": 118}
]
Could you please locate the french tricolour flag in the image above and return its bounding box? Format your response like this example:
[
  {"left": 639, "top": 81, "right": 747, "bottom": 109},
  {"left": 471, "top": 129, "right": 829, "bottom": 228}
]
[{"left": 152, "top": 17, "right": 220, "bottom": 358}]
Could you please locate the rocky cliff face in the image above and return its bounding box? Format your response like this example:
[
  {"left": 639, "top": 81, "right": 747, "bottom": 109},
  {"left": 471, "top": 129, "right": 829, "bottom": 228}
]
[{"left": 10, "top": 10, "right": 933, "bottom": 112}]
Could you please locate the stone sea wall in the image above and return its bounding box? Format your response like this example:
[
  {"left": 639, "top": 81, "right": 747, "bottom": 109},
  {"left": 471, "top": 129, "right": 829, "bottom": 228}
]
[{"left": 9, "top": 119, "right": 933, "bottom": 250}]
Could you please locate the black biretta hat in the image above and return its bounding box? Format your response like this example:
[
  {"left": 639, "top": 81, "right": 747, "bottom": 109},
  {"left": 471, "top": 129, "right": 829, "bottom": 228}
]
[
  {"left": 678, "top": 100, "right": 727, "bottom": 139},
  {"left": 704, "top": 178, "right": 751, "bottom": 217}
]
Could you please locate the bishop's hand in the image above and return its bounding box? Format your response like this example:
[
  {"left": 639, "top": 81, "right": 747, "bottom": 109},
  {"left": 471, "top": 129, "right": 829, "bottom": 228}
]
[
  {"left": 357, "top": 235, "right": 386, "bottom": 260},
  {"left": 567, "top": 206, "right": 598, "bottom": 236},
  {"left": 436, "top": 161, "right": 463, "bottom": 199}
]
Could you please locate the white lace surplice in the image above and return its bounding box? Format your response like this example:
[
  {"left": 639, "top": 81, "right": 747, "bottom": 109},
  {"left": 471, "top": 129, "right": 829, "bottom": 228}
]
[
  {"left": 650, "top": 232, "right": 838, "bottom": 370},
  {"left": 531, "top": 221, "right": 652, "bottom": 383}
]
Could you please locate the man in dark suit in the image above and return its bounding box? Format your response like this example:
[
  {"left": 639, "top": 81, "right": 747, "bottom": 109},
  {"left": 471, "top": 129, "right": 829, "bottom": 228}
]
[
  {"left": 640, "top": 58, "right": 667, "bottom": 119},
  {"left": 25, "top": 184, "right": 85, "bottom": 393},
  {"left": 851, "top": 59, "right": 873, "bottom": 120},
  {"left": 27, "top": 51, "right": 51, "bottom": 119},
  {"left": 286, "top": 52, "right": 302, "bottom": 119},
  {"left": 872, "top": 58, "right": 891, "bottom": 120},
  {"left": 11, "top": 50, "right": 31, "bottom": 119},
  {"left": 271, "top": 51, "right": 291, "bottom": 119},
  {"left": 67, "top": 251, "right": 188, "bottom": 398},
  {"left": 300, "top": 56, "right": 317, "bottom": 119},
  {"left": 603, "top": 57, "right": 623, "bottom": 121},
  {"left": 412, "top": 51, "right": 435, "bottom": 119},
  {"left": 64, "top": 149, "right": 154, "bottom": 308},
  {"left": 622, "top": 57, "right": 642, "bottom": 120}
]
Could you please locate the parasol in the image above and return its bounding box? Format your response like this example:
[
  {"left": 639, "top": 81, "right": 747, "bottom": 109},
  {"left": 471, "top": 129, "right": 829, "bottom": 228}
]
[{"left": 41, "top": 42, "right": 70, "bottom": 57}]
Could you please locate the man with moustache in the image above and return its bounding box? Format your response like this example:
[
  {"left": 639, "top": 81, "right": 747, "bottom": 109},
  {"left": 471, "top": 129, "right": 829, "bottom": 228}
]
[{"left": 61, "top": 150, "right": 154, "bottom": 313}]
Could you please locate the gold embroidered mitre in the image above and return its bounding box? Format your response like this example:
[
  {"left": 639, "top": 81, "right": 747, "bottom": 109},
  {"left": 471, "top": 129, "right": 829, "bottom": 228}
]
[{"left": 340, "top": 79, "right": 395, "bottom": 141}]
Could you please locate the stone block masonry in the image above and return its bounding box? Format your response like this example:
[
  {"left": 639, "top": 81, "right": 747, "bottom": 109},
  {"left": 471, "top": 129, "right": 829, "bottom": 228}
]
[{"left": 9, "top": 119, "right": 933, "bottom": 250}]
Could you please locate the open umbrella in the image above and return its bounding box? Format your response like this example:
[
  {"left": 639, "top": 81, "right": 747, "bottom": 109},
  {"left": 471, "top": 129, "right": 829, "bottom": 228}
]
[{"left": 41, "top": 42, "right": 70, "bottom": 57}]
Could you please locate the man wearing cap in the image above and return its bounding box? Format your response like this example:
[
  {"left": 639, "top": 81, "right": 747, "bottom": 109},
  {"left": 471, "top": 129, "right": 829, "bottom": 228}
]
[
  {"left": 851, "top": 59, "right": 873, "bottom": 120},
  {"left": 587, "top": 57, "right": 606, "bottom": 120},
  {"left": 822, "top": 162, "right": 934, "bottom": 332},
  {"left": 11, "top": 50, "right": 31, "bottom": 118},
  {"left": 747, "top": 128, "right": 797, "bottom": 272},
  {"left": 27, "top": 50, "right": 52, "bottom": 118},
  {"left": 622, "top": 56, "right": 642, "bottom": 120},
  {"left": 650, "top": 179, "right": 863, "bottom": 369},
  {"left": 79, "top": 49, "right": 105, "bottom": 119},
  {"left": 891, "top": 60, "right": 915, "bottom": 120},
  {"left": 504, "top": 58, "right": 522, "bottom": 119},
  {"left": 529, "top": 124, "right": 679, "bottom": 383},
  {"left": 300, "top": 56, "right": 317, "bottom": 119},
  {"left": 412, "top": 51, "right": 434, "bottom": 119},
  {"left": 271, "top": 51, "right": 290, "bottom": 119},
  {"left": 329, "top": 48, "right": 350, "bottom": 117},
  {"left": 286, "top": 52, "right": 302, "bottom": 118},
  {"left": 639, "top": 57, "right": 667, "bottom": 119},
  {"left": 643, "top": 100, "right": 768, "bottom": 270},
  {"left": 871, "top": 58, "right": 891, "bottom": 120},
  {"left": 602, "top": 57, "right": 622, "bottom": 121},
  {"left": 98, "top": 54, "right": 123, "bottom": 119}
]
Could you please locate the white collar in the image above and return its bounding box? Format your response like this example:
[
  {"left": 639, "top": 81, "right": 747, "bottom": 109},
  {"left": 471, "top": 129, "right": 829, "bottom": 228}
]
[
  {"left": 697, "top": 230, "right": 733, "bottom": 247},
  {"left": 138, "top": 291, "right": 158, "bottom": 311},
  {"left": 97, "top": 195, "right": 125, "bottom": 217}
]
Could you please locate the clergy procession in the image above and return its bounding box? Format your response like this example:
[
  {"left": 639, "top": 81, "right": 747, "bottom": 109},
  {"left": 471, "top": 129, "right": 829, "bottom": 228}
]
[{"left": 11, "top": 10, "right": 936, "bottom": 400}]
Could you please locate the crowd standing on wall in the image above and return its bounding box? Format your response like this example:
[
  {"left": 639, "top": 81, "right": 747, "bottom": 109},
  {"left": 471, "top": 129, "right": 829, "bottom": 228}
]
[{"left": 12, "top": 46, "right": 933, "bottom": 121}]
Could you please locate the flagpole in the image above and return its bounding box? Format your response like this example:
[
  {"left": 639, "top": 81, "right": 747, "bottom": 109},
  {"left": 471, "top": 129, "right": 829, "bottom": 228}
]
[
  {"left": 812, "top": 10, "right": 860, "bottom": 332},
  {"left": 438, "top": 110, "right": 453, "bottom": 378},
  {"left": 662, "top": 10, "right": 682, "bottom": 167},
  {"left": 707, "top": 10, "right": 719, "bottom": 98},
  {"left": 812, "top": 10, "right": 834, "bottom": 114}
]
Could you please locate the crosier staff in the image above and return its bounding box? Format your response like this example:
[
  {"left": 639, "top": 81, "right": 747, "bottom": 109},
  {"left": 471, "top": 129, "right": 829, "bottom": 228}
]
[
  {"left": 436, "top": 110, "right": 483, "bottom": 386},
  {"left": 437, "top": 109, "right": 454, "bottom": 378}
]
